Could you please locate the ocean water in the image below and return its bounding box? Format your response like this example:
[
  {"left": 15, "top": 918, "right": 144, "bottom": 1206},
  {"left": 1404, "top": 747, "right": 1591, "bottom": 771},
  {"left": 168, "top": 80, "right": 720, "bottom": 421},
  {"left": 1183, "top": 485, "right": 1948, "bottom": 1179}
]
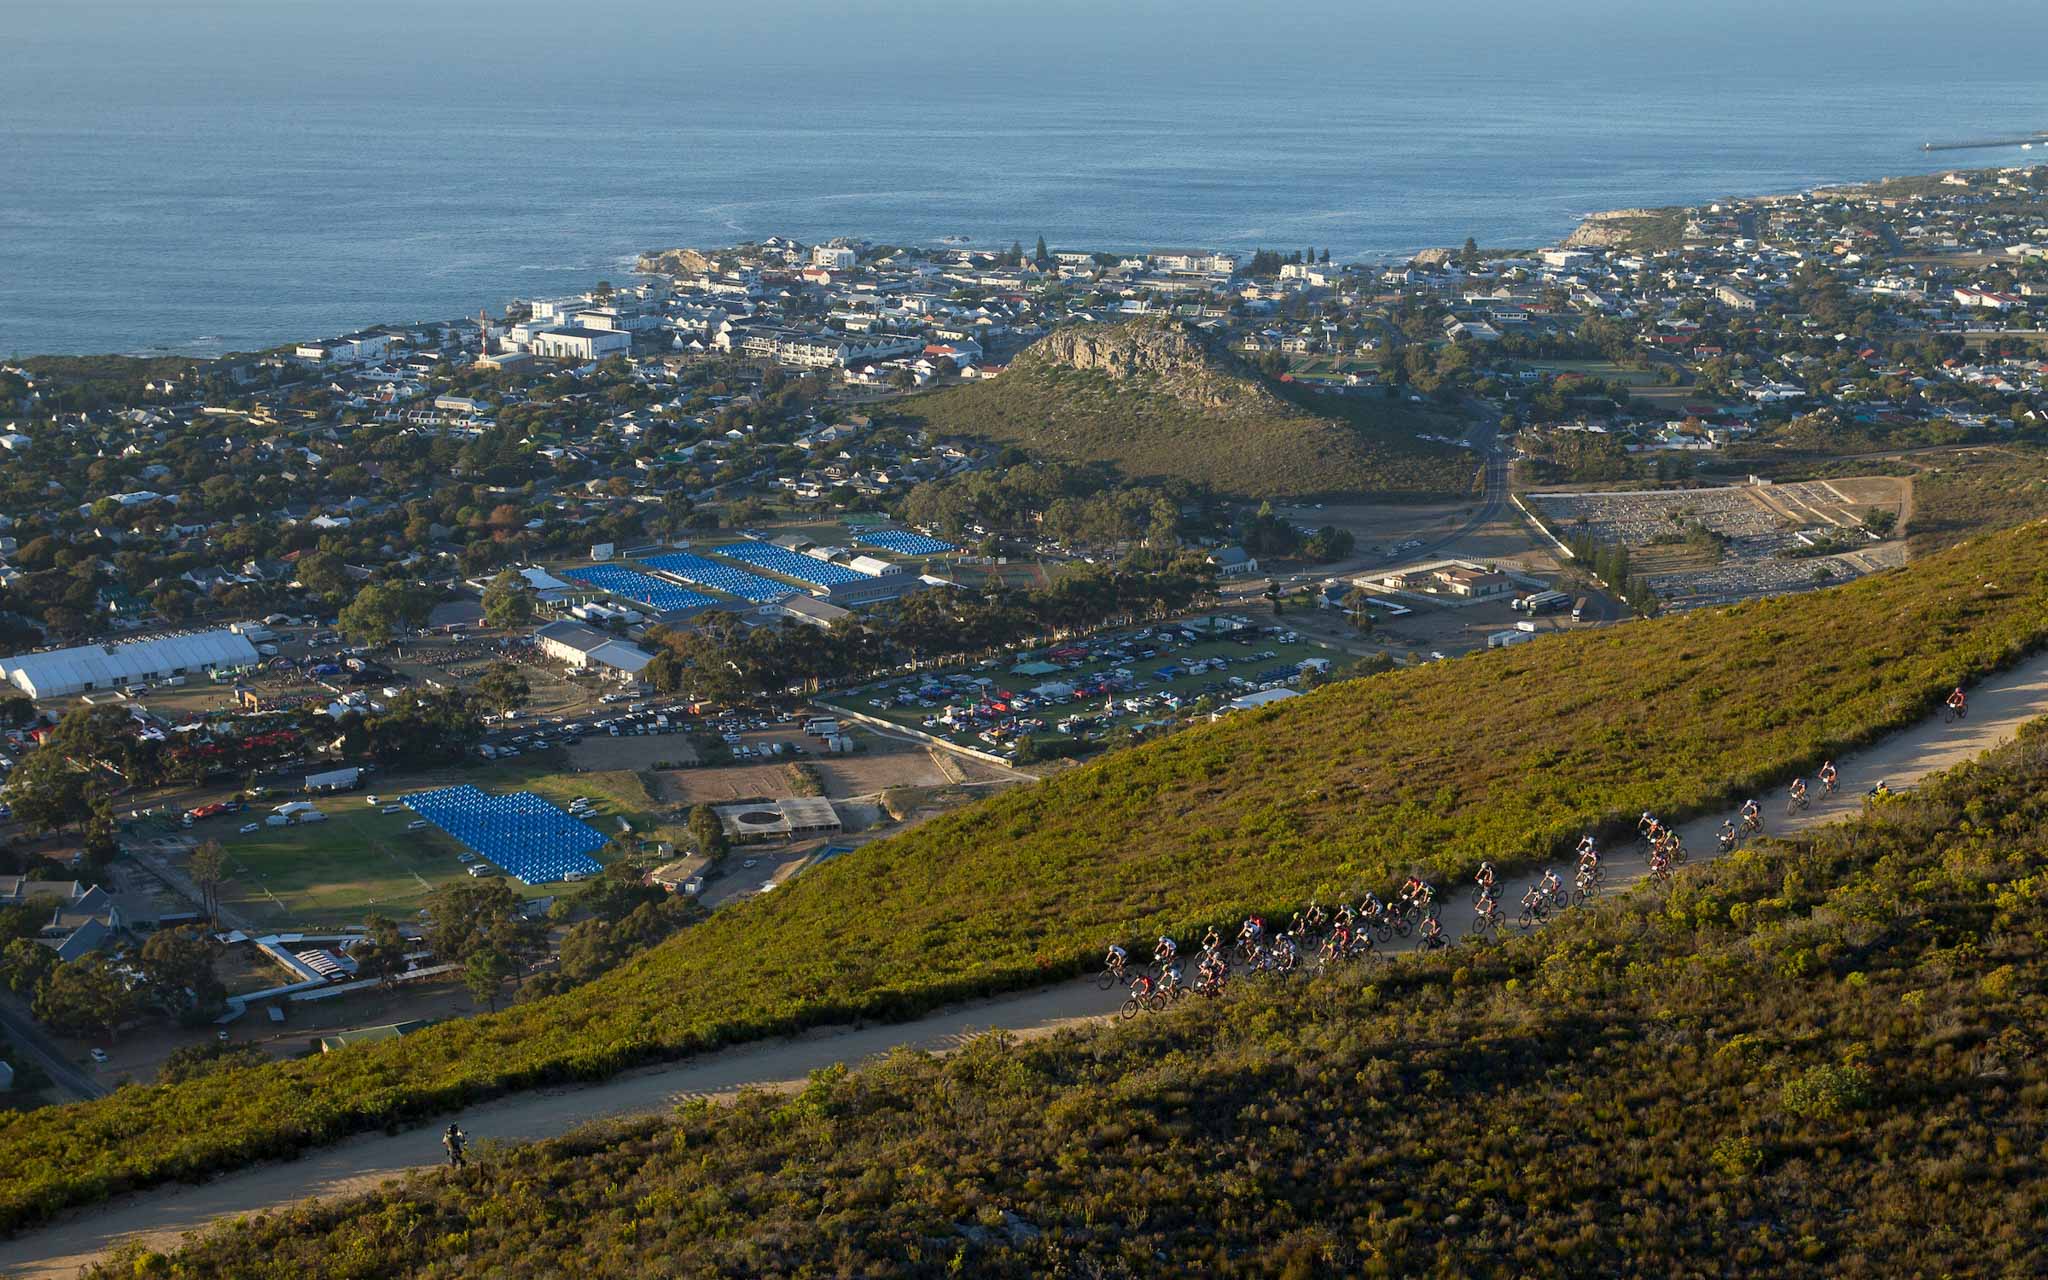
[{"left": 4, "top": 0, "right": 2047, "bottom": 357}]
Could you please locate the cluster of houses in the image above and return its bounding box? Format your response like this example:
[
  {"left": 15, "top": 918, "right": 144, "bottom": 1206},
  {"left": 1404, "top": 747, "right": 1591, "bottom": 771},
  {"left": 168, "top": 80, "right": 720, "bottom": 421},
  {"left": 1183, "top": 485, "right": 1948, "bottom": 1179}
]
[{"left": 1350, "top": 164, "right": 2048, "bottom": 451}]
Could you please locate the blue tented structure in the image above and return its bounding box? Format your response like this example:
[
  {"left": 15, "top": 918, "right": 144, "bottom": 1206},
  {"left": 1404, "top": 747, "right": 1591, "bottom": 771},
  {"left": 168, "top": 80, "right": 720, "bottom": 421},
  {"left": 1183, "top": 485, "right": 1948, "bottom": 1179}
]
[{"left": 403, "top": 785, "right": 607, "bottom": 884}]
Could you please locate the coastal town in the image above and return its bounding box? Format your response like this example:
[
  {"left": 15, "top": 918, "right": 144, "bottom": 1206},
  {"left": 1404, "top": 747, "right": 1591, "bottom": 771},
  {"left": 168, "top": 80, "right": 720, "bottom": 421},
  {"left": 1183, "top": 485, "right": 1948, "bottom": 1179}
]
[{"left": 2, "top": 159, "right": 2047, "bottom": 1108}]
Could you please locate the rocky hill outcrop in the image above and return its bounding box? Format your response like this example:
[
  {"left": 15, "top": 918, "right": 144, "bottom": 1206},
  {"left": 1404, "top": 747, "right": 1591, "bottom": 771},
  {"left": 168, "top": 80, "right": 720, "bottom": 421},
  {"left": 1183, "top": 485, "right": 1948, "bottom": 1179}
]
[
  {"left": 1015, "top": 318, "right": 1286, "bottom": 415},
  {"left": 1562, "top": 207, "right": 1684, "bottom": 250},
  {"left": 636, "top": 247, "right": 716, "bottom": 277}
]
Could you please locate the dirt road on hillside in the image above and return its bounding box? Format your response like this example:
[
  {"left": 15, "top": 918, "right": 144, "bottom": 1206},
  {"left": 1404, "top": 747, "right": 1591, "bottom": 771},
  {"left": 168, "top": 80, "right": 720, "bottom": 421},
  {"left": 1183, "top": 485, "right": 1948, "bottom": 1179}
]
[{"left": 10, "top": 652, "right": 2048, "bottom": 1277}]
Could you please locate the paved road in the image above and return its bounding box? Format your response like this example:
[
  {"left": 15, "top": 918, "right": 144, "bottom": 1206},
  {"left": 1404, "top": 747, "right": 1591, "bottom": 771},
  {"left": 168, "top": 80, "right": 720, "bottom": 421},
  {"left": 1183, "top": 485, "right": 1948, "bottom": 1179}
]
[
  {"left": 0, "top": 997, "right": 104, "bottom": 1104},
  {"left": 1408, "top": 421, "right": 1506, "bottom": 565},
  {"left": 9, "top": 648, "right": 2048, "bottom": 1277}
]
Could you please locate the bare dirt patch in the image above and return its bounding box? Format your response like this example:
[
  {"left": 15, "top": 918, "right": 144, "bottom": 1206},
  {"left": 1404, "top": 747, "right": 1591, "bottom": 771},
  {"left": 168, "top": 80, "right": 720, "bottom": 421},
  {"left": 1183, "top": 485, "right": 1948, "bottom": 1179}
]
[
  {"left": 811, "top": 751, "right": 954, "bottom": 798},
  {"left": 567, "top": 734, "right": 700, "bottom": 771}
]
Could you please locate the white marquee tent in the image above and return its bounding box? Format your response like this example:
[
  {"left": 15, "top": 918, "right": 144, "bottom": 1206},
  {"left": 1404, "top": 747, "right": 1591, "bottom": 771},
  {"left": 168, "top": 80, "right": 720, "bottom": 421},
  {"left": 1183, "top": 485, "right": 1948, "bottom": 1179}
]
[{"left": 0, "top": 629, "right": 261, "bottom": 699}]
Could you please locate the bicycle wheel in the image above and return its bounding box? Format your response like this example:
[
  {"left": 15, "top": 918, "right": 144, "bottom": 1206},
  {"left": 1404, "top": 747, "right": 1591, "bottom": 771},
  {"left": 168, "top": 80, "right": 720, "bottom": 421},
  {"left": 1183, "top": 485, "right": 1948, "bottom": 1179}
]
[
  {"left": 1146, "top": 992, "right": 1169, "bottom": 1012},
  {"left": 1372, "top": 921, "right": 1392, "bottom": 944},
  {"left": 1517, "top": 909, "right": 1537, "bottom": 931},
  {"left": 1119, "top": 996, "right": 1143, "bottom": 1020},
  {"left": 1392, "top": 916, "right": 1411, "bottom": 938},
  {"left": 1673, "top": 847, "right": 1689, "bottom": 866},
  {"left": 1095, "top": 969, "right": 1117, "bottom": 991}
]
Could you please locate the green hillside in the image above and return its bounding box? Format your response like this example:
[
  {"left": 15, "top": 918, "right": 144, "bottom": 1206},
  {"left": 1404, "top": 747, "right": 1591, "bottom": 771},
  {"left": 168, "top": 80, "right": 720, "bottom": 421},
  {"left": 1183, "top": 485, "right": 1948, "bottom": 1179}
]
[
  {"left": 101, "top": 730, "right": 2048, "bottom": 1277},
  {"left": 5, "top": 523, "right": 2048, "bottom": 1231},
  {"left": 896, "top": 318, "right": 1474, "bottom": 497}
]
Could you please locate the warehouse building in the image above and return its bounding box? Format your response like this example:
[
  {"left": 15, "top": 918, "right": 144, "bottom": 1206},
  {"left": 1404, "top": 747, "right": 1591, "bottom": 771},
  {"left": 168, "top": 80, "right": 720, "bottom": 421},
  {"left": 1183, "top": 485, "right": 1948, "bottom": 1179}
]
[
  {"left": 0, "top": 629, "right": 261, "bottom": 699},
  {"left": 533, "top": 620, "right": 654, "bottom": 680}
]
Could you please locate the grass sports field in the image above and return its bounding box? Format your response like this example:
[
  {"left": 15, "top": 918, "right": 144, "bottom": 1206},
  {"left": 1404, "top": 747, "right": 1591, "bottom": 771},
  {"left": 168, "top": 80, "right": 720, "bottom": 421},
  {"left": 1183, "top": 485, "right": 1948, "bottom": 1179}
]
[
  {"left": 209, "top": 764, "right": 666, "bottom": 927},
  {"left": 212, "top": 800, "right": 471, "bottom": 927}
]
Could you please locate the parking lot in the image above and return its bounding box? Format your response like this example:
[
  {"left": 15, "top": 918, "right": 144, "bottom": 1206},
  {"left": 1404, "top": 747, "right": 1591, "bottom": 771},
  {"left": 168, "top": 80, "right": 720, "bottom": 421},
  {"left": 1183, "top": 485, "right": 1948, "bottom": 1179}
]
[{"left": 825, "top": 617, "right": 1337, "bottom": 753}]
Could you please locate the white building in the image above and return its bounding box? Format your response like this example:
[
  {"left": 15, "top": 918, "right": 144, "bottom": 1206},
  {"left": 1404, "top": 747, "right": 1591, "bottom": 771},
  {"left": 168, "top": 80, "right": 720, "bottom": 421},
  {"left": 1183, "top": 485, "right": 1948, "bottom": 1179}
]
[
  {"left": 812, "top": 245, "right": 857, "bottom": 270},
  {"left": 531, "top": 327, "right": 632, "bottom": 361},
  {"left": 846, "top": 554, "right": 904, "bottom": 577},
  {"left": 1150, "top": 249, "right": 1238, "bottom": 274},
  {"left": 533, "top": 620, "right": 652, "bottom": 680},
  {"left": 295, "top": 332, "right": 391, "bottom": 365},
  {"left": 0, "top": 629, "right": 260, "bottom": 699}
]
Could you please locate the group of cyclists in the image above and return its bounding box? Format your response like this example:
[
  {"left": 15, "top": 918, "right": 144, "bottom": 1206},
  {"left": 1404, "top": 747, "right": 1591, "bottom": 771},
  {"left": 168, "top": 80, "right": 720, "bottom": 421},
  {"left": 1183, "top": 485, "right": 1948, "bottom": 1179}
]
[
  {"left": 1096, "top": 710, "right": 1968, "bottom": 1018},
  {"left": 1099, "top": 684, "right": 1973, "bottom": 1020},
  {"left": 1101, "top": 884, "right": 1475, "bottom": 1015}
]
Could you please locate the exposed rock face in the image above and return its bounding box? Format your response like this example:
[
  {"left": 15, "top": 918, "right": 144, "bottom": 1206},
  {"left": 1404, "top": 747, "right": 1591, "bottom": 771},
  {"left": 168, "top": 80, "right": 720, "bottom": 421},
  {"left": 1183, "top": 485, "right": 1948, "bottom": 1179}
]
[
  {"left": 1017, "top": 319, "right": 1288, "bottom": 414},
  {"left": 636, "top": 247, "right": 716, "bottom": 276},
  {"left": 1562, "top": 208, "right": 1673, "bottom": 249}
]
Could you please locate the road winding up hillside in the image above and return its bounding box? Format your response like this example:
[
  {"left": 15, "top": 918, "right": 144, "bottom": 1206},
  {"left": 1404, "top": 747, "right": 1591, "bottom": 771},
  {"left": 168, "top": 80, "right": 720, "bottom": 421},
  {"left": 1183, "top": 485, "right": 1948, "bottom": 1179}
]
[{"left": 6, "top": 648, "right": 2048, "bottom": 1278}]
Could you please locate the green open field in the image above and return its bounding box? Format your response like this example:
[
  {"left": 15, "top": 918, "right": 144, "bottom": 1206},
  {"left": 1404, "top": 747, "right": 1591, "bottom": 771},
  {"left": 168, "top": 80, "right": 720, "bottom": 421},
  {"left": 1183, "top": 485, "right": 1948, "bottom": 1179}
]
[
  {"left": 210, "top": 763, "right": 668, "bottom": 927},
  {"left": 824, "top": 621, "right": 1335, "bottom": 752},
  {"left": 213, "top": 801, "right": 473, "bottom": 927},
  {"left": 1522, "top": 358, "right": 1696, "bottom": 409}
]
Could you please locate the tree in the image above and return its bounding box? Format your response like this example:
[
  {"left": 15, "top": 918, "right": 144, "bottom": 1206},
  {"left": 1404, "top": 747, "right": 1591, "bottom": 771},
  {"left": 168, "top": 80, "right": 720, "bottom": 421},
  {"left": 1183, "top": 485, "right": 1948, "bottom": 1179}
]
[
  {"left": 139, "top": 926, "right": 225, "bottom": 1022},
  {"left": 339, "top": 582, "right": 402, "bottom": 646},
  {"left": 35, "top": 953, "right": 137, "bottom": 1042},
  {"left": 1459, "top": 237, "right": 1481, "bottom": 272},
  {"left": 5, "top": 750, "right": 91, "bottom": 837},
  {"left": 1264, "top": 583, "right": 1284, "bottom": 616},
  {"left": 157, "top": 1041, "right": 267, "bottom": 1084},
  {"left": 594, "top": 280, "right": 614, "bottom": 305},
  {"left": 354, "top": 913, "right": 408, "bottom": 988},
  {"left": 464, "top": 946, "right": 517, "bottom": 1013},
  {"left": 423, "top": 877, "right": 540, "bottom": 967},
  {"left": 81, "top": 794, "right": 118, "bottom": 872},
  {"left": 469, "top": 662, "right": 530, "bottom": 715},
  {"left": 481, "top": 569, "right": 536, "bottom": 630},
  {"left": 1341, "top": 586, "right": 1377, "bottom": 634},
  {"left": 1033, "top": 235, "right": 1050, "bottom": 267},
  {"left": 295, "top": 550, "right": 351, "bottom": 598},
  {"left": 688, "top": 804, "right": 729, "bottom": 862},
  {"left": 0, "top": 693, "right": 35, "bottom": 729},
  {"left": 187, "top": 839, "right": 227, "bottom": 927},
  {"left": 0, "top": 937, "right": 56, "bottom": 997}
]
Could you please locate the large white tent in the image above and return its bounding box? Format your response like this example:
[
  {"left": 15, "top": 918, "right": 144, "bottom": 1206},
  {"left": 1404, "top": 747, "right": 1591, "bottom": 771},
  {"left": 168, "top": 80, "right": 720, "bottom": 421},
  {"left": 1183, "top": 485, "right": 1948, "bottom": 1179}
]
[{"left": 0, "top": 629, "right": 260, "bottom": 699}]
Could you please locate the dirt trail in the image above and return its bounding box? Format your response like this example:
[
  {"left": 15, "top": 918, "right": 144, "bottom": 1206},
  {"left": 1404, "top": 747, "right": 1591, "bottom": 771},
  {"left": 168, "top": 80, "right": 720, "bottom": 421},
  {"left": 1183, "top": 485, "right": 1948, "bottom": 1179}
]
[{"left": 9, "top": 650, "right": 2048, "bottom": 1278}]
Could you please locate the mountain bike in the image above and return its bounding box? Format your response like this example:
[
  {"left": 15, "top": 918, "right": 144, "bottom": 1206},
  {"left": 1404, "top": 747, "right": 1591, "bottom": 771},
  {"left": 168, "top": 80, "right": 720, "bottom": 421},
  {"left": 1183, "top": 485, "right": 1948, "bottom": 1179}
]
[
  {"left": 1786, "top": 792, "right": 1809, "bottom": 816},
  {"left": 1149, "top": 983, "right": 1187, "bottom": 1011},
  {"left": 1095, "top": 960, "right": 1132, "bottom": 991},
  {"left": 1516, "top": 899, "right": 1548, "bottom": 932}
]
